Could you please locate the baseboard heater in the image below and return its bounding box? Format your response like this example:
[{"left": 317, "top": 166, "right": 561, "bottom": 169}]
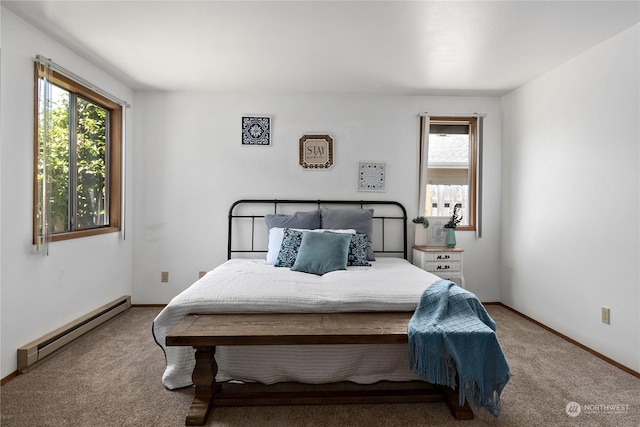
[{"left": 17, "top": 295, "right": 131, "bottom": 372}]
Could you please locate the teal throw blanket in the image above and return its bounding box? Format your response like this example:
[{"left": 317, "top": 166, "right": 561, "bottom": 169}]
[{"left": 408, "top": 280, "right": 511, "bottom": 417}]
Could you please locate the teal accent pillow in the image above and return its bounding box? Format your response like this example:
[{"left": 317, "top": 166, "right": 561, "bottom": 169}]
[{"left": 291, "top": 231, "right": 351, "bottom": 276}]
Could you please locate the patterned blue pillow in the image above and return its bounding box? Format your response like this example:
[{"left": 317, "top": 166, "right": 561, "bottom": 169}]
[
  {"left": 327, "top": 232, "right": 371, "bottom": 266},
  {"left": 347, "top": 233, "right": 372, "bottom": 267},
  {"left": 275, "top": 228, "right": 304, "bottom": 267}
]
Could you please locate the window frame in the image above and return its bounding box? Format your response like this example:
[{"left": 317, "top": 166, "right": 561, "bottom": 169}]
[
  {"left": 419, "top": 116, "right": 478, "bottom": 232},
  {"left": 33, "top": 65, "right": 122, "bottom": 243}
]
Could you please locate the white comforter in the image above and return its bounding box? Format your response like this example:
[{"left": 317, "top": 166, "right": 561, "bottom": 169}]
[{"left": 153, "top": 258, "right": 441, "bottom": 389}]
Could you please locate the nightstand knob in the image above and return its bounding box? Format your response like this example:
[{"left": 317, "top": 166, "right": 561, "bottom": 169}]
[{"left": 437, "top": 255, "right": 450, "bottom": 260}]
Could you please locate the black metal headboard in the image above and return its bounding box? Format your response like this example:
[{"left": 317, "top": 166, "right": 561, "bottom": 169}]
[{"left": 228, "top": 199, "right": 408, "bottom": 260}]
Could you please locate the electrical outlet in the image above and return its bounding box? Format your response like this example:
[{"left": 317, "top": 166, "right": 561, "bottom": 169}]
[
  {"left": 198, "top": 271, "right": 207, "bottom": 279},
  {"left": 601, "top": 307, "right": 610, "bottom": 324},
  {"left": 161, "top": 271, "right": 169, "bottom": 283}
]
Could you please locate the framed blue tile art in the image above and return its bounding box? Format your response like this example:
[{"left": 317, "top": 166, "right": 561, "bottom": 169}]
[
  {"left": 358, "top": 162, "right": 386, "bottom": 192},
  {"left": 242, "top": 116, "right": 271, "bottom": 146}
]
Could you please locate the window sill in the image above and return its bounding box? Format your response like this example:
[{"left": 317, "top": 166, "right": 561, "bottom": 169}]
[{"left": 36, "top": 226, "right": 120, "bottom": 244}]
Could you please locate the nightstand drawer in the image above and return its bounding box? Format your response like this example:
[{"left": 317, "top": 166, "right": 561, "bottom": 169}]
[
  {"left": 422, "top": 252, "right": 462, "bottom": 262},
  {"left": 437, "top": 273, "right": 464, "bottom": 287},
  {"left": 424, "top": 262, "right": 461, "bottom": 273}
]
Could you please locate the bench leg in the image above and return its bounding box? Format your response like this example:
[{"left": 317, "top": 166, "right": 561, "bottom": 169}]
[
  {"left": 186, "top": 346, "right": 218, "bottom": 426},
  {"left": 442, "top": 385, "right": 474, "bottom": 420}
]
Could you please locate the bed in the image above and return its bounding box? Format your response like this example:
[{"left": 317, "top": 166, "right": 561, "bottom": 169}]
[
  {"left": 152, "top": 200, "right": 506, "bottom": 423},
  {"left": 153, "top": 200, "right": 439, "bottom": 386}
]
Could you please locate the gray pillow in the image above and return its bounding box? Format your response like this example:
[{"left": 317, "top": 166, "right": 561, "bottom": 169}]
[
  {"left": 291, "top": 231, "right": 351, "bottom": 276},
  {"left": 321, "top": 208, "right": 375, "bottom": 260},
  {"left": 265, "top": 210, "right": 321, "bottom": 230}
]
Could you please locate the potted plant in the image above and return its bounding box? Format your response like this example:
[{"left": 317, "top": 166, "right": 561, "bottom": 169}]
[
  {"left": 412, "top": 216, "right": 429, "bottom": 246},
  {"left": 443, "top": 205, "right": 462, "bottom": 248}
]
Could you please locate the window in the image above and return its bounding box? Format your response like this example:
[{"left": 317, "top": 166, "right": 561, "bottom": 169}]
[
  {"left": 419, "top": 116, "right": 478, "bottom": 231},
  {"left": 34, "top": 64, "right": 122, "bottom": 243}
]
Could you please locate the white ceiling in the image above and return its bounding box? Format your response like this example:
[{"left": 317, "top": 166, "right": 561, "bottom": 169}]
[{"left": 3, "top": 1, "right": 639, "bottom": 96}]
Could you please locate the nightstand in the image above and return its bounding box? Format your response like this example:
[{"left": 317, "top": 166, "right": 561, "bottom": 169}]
[{"left": 412, "top": 246, "right": 465, "bottom": 288}]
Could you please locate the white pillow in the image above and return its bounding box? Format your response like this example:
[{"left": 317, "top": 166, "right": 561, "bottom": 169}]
[
  {"left": 265, "top": 227, "right": 355, "bottom": 265},
  {"left": 265, "top": 227, "right": 289, "bottom": 264}
]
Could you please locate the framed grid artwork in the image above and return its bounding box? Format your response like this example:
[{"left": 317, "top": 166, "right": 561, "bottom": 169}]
[
  {"left": 242, "top": 116, "right": 271, "bottom": 146},
  {"left": 358, "top": 162, "right": 386, "bottom": 192}
]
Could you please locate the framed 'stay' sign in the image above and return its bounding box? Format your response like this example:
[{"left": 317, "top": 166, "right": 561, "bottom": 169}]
[{"left": 299, "top": 134, "right": 333, "bottom": 169}]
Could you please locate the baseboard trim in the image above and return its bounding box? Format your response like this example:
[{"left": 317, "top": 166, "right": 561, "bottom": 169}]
[
  {"left": 1, "top": 370, "right": 19, "bottom": 385},
  {"left": 17, "top": 296, "right": 131, "bottom": 373},
  {"left": 495, "top": 302, "right": 640, "bottom": 379}
]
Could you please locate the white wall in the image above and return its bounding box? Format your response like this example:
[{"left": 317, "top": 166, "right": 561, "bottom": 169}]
[
  {"left": 0, "top": 9, "right": 135, "bottom": 378},
  {"left": 132, "top": 93, "right": 503, "bottom": 304},
  {"left": 501, "top": 24, "right": 640, "bottom": 371}
]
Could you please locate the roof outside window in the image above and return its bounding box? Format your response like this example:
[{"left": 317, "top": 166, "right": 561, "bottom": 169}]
[{"left": 428, "top": 134, "right": 469, "bottom": 166}]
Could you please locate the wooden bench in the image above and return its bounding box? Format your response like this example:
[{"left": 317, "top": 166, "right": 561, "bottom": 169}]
[{"left": 166, "top": 312, "right": 474, "bottom": 426}]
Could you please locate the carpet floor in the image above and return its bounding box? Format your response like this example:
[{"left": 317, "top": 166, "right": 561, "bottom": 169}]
[{"left": 1, "top": 305, "right": 638, "bottom": 426}]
